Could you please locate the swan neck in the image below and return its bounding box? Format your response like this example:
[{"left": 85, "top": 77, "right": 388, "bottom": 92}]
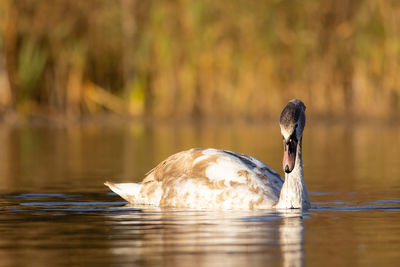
[{"left": 276, "top": 140, "right": 311, "bottom": 209}]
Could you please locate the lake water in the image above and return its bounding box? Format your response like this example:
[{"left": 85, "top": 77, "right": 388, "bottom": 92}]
[{"left": 0, "top": 120, "right": 399, "bottom": 266}]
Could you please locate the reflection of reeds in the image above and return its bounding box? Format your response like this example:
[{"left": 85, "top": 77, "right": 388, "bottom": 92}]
[{"left": 0, "top": 0, "right": 399, "bottom": 119}]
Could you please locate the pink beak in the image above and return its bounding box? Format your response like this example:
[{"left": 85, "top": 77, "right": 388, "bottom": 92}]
[{"left": 283, "top": 141, "right": 297, "bottom": 173}]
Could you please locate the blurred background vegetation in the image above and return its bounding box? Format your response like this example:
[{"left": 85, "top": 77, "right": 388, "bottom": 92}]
[{"left": 0, "top": 0, "right": 399, "bottom": 121}]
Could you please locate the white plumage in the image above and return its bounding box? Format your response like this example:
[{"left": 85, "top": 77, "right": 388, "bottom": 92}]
[
  {"left": 106, "top": 148, "right": 283, "bottom": 209},
  {"left": 105, "top": 99, "right": 311, "bottom": 210}
]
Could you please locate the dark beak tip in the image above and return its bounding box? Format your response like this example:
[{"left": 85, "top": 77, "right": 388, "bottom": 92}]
[{"left": 284, "top": 165, "right": 291, "bottom": 173}]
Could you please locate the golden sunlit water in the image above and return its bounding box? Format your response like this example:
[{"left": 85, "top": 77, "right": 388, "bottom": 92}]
[{"left": 0, "top": 121, "right": 399, "bottom": 266}]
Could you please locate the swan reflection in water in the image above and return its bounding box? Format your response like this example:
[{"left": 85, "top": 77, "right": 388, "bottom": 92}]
[{"left": 106, "top": 207, "right": 305, "bottom": 267}]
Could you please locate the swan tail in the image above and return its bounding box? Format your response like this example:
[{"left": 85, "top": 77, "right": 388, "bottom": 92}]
[{"left": 104, "top": 181, "right": 141, "bottom": 203}]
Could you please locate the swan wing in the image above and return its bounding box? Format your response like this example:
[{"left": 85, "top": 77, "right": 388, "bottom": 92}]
[{"left": 129, "top": 148, "right": 284, "bottom": 209}]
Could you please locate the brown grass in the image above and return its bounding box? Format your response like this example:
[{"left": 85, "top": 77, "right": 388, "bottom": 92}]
[{"left": 0, "top": 0, "right": 399, "bottom": 120}]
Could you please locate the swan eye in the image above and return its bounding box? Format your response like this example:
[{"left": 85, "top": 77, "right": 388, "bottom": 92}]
[{"left": 289, "top": 133, "right": 297, "bottom": 144}]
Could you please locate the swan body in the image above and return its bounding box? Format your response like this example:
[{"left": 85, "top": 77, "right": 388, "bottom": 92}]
[
  {"left": 105, "top": 99, "right": 311, "bottom": 210},
  {"left": 106, "top": 148, "right": 283, "bottom": 209}
]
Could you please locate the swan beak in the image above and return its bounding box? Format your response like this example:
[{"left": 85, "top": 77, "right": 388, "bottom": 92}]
[{"left": 283, "top": 140, "right": 297, "bottom": 173}]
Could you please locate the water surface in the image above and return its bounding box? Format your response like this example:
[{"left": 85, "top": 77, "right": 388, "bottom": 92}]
[{"left": 0, "top": 121, "right": 399, "bottom": 266}]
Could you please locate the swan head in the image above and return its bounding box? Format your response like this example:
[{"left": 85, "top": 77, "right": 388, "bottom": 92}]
[{"left": 279, "top": 99, "right": 306, "bottom": 173}]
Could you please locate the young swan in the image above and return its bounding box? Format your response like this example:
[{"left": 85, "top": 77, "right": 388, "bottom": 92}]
[{"left": 105, "top": 99, "right": 311, "bottom": 210}]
